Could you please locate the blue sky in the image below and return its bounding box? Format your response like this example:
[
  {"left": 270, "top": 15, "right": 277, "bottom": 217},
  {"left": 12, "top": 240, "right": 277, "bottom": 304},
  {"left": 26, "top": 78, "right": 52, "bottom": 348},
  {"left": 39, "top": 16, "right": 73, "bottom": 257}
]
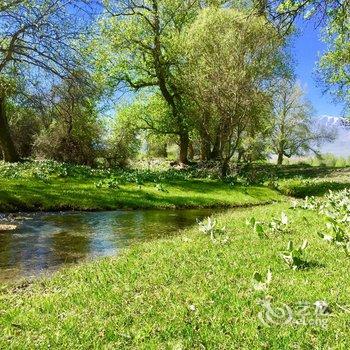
[{"left": 293, "top": 18, "right": 345, "bottom": 118}]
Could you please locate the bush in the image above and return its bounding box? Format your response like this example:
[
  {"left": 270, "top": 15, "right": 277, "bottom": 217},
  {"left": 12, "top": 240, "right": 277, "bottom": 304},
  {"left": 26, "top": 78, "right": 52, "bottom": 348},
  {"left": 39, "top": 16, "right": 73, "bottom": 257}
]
[{"left": 34, "top": 114, "right": 102, "bottom": 166}]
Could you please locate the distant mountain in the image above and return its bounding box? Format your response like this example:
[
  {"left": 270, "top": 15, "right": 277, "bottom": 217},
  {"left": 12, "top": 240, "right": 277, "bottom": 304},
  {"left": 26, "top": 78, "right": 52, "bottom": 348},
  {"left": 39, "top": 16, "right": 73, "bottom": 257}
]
[{"left": 314, "top": 116, "right": 350, "bottom": 157}]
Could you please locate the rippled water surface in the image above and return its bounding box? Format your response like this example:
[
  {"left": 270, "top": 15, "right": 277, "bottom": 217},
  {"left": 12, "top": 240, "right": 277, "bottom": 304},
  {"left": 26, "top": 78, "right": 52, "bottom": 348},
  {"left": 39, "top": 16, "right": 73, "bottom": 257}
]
[{"left": 0, "top": 209, "right": 214, "bottom": 283}]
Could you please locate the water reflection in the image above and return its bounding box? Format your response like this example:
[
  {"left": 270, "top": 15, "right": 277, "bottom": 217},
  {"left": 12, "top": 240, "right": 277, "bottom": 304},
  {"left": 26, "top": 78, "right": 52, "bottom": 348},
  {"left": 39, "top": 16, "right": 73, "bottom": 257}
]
[{"left": 0, "top": 209, "right": 214, "bottom": 282}]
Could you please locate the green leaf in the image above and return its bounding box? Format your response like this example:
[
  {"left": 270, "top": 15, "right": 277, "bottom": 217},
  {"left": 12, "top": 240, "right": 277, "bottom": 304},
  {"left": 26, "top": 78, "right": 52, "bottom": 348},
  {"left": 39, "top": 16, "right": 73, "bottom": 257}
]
[
  {"left": 253, "top": 272, "right": 262, "bottom": 282},
  {"left": 254, "top": 223, "right": 265, "bottom": 237},
  {"left": 246, "top": 217, "right": 256, "bottom": 227}
]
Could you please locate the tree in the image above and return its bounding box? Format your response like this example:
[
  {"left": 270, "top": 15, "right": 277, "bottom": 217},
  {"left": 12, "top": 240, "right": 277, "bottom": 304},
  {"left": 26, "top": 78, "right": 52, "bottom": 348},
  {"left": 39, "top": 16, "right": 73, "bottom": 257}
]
[
  {"left": 6, "top": 102, "right": 41, "bottom": 158},
  {"left": 270, "top": 79, "right": 335, "bottom": 164},
  {"left": 0, "top": 0, "right": 97, "bottom": 162},
  {"left": 93, "top": 0, "right": 242, "bottom": 164},
  {"left": 104, "top": 101, "right": 145, "bottom": 167},
  {"left": 264, "top": 1, "right": 350, "bottom": 110},
  {"left": 181, "top": 7, "right": 285, "bottom": 175},
  {"left": 93, "top": 0, "right": 193, "bottom": 163},
  {"left": 0, "top": 77, "right": 18, "bottom": 161},
  {"left": 263, "top": 0, "right": 349, "bottom": 32},
  {"left": 33, "top": 73, "right": 102, "bottom": 165},
  {"left": 107, "top": 92, "right": 176, "bottom": 163},
  {"left": 318, "top": 4, "right": 350, "bottom": 109}
]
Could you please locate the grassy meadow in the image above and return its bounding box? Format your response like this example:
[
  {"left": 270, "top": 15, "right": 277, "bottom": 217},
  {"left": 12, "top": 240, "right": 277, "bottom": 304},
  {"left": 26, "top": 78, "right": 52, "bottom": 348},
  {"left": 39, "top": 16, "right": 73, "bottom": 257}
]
[
  {"left": 0, "top": 161, "right": 285, "bottom": 212},
  {"left": 1, "top": 200, "right": 350, "bottom": 348},
  {"left": 0, "top": 177, "right": 282, "bottom": 212},
  {"left": 1, "top": 160, "right": 350, "bottom": 212},
  {"left": 1, "top": 161, "right": 350, "bottom": 349}
]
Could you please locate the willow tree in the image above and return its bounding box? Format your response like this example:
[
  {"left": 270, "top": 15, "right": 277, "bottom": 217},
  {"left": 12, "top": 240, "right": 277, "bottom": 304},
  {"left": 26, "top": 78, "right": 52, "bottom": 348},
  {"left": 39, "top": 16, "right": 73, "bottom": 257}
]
[
  {"left": 0, "top": 0, "right": 97, "bottom": 162},
  {"left": 93, "top": 0, "right": 246, "bottom": 164},
  {"left": 181, "top": 7, "right": 285, "bottom": 175}
]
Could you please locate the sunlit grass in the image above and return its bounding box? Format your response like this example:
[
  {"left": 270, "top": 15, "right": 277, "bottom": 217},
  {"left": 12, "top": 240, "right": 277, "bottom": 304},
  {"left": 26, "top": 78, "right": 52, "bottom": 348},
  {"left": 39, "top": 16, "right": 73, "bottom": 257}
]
[
  {"left": 0, "top": 177, "right": 282, "bottom": 212},
  {"left": 1, "top": 203, "right": 350, "bottom": 348}
]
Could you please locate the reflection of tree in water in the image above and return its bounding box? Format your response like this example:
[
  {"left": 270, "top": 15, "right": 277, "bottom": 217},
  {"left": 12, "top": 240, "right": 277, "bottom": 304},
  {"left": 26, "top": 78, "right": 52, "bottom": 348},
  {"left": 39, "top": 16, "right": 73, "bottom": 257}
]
[
  {"left": 0, "top": 231, "right": 15, "bottom": 269},
  {"left": 0, "top": 209, "right": 215, "bottom": 282},
  {"left": 49, "top": 215, "right": 92, "bottom": 264},
  {"left": 139, "top": 210, "right": 207, "bottom": 239},
  {"left": 107, "top": 211, "right": 174, "bottom": 241},
  {"left": 0, "top": 220, "right": 62, "bottom": 279}
]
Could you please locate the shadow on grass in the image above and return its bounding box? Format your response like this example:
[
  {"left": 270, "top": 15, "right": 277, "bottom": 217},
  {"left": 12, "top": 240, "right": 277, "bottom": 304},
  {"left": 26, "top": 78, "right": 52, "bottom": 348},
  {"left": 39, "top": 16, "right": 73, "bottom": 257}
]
[
  {"left": 0, "top": 178, "right": 280, "bottom": 213},
  {"left": 254, "top": 164, "right": 346, "bottom": 180},
  {"left": 300, "top": 260, "right": 326, "bottom": 270},
  {"left": 279, "top": 181, "right": 350, "bottom": 198}
]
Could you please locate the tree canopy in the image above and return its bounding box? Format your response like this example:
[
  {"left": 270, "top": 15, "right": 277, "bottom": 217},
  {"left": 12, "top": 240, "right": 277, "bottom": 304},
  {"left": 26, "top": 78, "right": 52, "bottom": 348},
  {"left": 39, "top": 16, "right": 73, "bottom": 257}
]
[{"left": 0, "top": 0, "right": 347, "bottom": 169}]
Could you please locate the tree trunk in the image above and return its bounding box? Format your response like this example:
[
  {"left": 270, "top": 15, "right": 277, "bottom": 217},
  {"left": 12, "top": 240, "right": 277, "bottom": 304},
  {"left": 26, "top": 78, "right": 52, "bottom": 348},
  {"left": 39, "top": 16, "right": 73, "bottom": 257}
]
[
  {"left": 220, "top": 159, "right": 229, "bottom": 178},
  {"left": 210, "top": 134, "right": 220, "bottom": 160},
  {"left": 160, "top": 143, "right": 168, "bottom": 158},
  {"left": 200, "top": 138, "right": 211, "bottom": 161},
  {"left": 277, "top": 151, "right": 283, "bottom": 165},
  {"left": 0, "top": 96, "right": 19, "bottom": 162},
  {"left": 188, "top": 141, "right": 194, "bottom": 160},
  {"left": 179, "top": 132, "right": 189, "bottom": 164}
]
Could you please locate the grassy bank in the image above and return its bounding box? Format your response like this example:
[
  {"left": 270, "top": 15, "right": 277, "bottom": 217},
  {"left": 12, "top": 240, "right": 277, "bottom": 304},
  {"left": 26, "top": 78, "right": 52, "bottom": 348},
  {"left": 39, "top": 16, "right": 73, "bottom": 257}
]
[
  {"left": 0, "top": 161, "right": 284, "bottom": 212},
  {"left": 271, "top": 165, "right": 350, "bottom": 198},
  {"left": 1, "top": 200, "right": 350, "bottom": 348},
  {"left": 0, "top": 177, "right": 282, "bottom": 212},
  {"left": 2, "top": 161, "right": 350, "bottom": 212}
]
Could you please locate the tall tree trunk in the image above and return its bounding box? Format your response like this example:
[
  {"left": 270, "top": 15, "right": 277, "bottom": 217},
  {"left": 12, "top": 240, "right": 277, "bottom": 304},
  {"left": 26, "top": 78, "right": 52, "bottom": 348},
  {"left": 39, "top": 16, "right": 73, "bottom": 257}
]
[
  {"left": 0, "top": 96, "right": 19, "bottom": 162},
  {"left": 152, "top": 4, "right": 188, "bottom": 164},
  {"left": 277, "top": 151, "right": 283, "bottom": 165},
  {"left": 179, "top": 132, "right": 189, "bottom": 164}
]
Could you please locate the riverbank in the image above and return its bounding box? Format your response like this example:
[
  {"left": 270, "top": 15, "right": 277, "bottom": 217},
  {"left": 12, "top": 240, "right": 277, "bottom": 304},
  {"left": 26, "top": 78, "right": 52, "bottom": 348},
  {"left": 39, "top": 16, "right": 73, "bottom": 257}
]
[
  {"left": 2, "top": 161, "right": 350, "bottom": 212},
  {"left": 0, "top": 177, "right": 283, "bottom": 212},
  {"left": 0, "top": 161, "right": 286, "bottom": 212},
  {"left": 1, "top": 200, "right": 349, "bottom": 348}
]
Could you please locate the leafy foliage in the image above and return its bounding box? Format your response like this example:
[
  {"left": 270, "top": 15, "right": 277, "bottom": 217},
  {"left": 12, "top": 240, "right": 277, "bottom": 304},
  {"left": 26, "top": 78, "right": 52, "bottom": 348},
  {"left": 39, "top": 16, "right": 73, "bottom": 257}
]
[
  {"left": 182, "top": 7, "right": 285, "bottom": 171},
  {"left": 246, "top": 211, "right": 290, "bottom": 237},
  {"left": 280, "top": 239, "right": 309, "bottom": 270},
  {"left": 252, "top": 268, "right": 273, "bottom": 292},
  {"left": 299, "top": 189, "right": 350, "bottom": 256},
  {"left": 270, "top": 79, "right": 335, "bottom": 165},
  {"left": 198, "top": 217, "right": 228, "bottom": 244}
]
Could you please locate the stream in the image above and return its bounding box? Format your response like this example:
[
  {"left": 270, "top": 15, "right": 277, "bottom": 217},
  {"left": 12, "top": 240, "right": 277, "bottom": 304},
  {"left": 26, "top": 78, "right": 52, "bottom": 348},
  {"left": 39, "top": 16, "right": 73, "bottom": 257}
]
[{"left": 0, "top": 209, "right": 214, "bottom": 283}]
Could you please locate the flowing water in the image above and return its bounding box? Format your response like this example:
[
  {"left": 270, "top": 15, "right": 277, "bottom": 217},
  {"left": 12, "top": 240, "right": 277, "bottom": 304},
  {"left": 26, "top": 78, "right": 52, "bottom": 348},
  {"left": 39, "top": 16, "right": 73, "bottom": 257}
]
[{"left": 0, "top": 209, "right": 214, "bottom": 283}]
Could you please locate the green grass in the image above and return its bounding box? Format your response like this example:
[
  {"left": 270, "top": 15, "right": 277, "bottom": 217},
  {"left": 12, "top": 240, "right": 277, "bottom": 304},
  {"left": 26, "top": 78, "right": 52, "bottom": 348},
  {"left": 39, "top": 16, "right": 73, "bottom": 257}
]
[
  {"left": 275, "top": 168, "right": 350, "bottom": 198},
  {"left": 0, "top": 177, "right": 283, "bottom": 212},
  {"left": 2, "top": 160, "right": 350, "bottom": 212},
  {"left": 1, "top": 203, "right": 350, "bottom": 348},
  {"left": 1, "top": 162, "right": 350, "bottom": 348}
]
